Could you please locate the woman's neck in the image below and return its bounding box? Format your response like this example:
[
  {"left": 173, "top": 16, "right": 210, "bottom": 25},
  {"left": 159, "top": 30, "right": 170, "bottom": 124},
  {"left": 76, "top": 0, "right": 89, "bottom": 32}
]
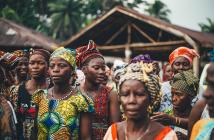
[
  {"left": 173, "top": 105, "right": 192, "bottom": 117},
  {"left": 16, "top": 75, "right": 27, "bottom": 85},
  {"left": 53, "top": 83, "right": 71, "bottom": 95},
  {"left": 126, "top": 116, "right": 150, "bottom": 132},
  {"left": 28, "top": 77, "right": 47, "bottom": 88},
  {"left": 84, "top": 79, "right": 100, "bottom": 92}
]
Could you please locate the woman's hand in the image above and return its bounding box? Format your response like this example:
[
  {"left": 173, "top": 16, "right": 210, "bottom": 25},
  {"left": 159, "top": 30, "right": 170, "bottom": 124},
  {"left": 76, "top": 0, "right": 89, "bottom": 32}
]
[{"left": 150, "top": 112, "right": 175, "bottom": 125}]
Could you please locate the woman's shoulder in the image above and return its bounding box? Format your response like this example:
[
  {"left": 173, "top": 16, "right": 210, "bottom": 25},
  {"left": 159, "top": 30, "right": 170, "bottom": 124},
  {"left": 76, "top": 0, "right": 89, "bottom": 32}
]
[
  {"left": 70, "top": 90, "right": 94, "bottom": 113},
  {"left": 150, "top": 121, "right": 177, "bottom": 140}
]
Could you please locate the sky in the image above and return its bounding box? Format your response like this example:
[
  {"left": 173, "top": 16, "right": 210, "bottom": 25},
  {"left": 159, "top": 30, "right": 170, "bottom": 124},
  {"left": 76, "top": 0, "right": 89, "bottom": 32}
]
[{"left": 137, "top": 0, "right": 214, "bottom": 31}]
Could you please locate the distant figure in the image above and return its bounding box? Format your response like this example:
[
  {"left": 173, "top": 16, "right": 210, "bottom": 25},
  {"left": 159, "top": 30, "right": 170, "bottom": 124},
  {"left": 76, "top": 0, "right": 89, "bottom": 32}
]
[
  {"left": 13, "top": 50, "right": 29, "bottom": 85},
  {"left": 162, "top": 63, "right": 173, "bottom": 82},
  {"left": 159, "top": 46, "right": 199, "bottom": 112}
]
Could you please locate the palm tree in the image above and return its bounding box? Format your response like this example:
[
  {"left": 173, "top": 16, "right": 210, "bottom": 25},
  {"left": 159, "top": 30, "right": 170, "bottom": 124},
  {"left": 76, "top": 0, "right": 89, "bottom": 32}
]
[
  {"left": 199, "top": 18, "right": 214, "bottom": 33},
  {"left": 48, "top": 0, "right": 84, "bottom": 41},
  {"left": 145, "top": 0, "right": 171, "bottom": 23}
]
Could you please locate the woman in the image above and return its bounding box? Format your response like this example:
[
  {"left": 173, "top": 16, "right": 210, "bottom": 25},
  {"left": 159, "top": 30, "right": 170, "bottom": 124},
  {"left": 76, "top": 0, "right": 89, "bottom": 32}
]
[
  {"left": 159, "top": 46, "right": 199, "bottom": 112},
  {"left": 76, "top": 40, "right": 121, "bottom": 140},
  {"left": 33, "top": 47, "right": 94, "bottom": 140},
  {"left": 162, "top": 63, "right": 173, "bottom": 82},
  {"left": 0, "top": 51, "right": 19, "bottom": 139},
  {"left": 189, "top": 62, "right": 214, "bottom": 139},
  {"left": 13, "top": 50, "right": 29, "bottom": 85},
  {"left": 151, "top": 70, "right": 199, "bottom": 139},
  {"left": 10, "top": 49, "right": 50, "bottom": 140},
  {"left": 104, "top": 62, "right": 177, "bottom": 140}
]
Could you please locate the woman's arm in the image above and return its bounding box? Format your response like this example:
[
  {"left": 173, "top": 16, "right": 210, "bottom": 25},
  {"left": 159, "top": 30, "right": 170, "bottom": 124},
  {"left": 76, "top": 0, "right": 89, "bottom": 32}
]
[
  {"left": 109, "top": 90, "right": 121, "bottom": 123},
  {"left": 188, "top": 98, "right": 206, "bottom": 139},
  {"left": 80, "top": 112, "right": 92, "bottom": 140},
  {"left": 151, "top": 112, "right": 189, "bottom": 128}
]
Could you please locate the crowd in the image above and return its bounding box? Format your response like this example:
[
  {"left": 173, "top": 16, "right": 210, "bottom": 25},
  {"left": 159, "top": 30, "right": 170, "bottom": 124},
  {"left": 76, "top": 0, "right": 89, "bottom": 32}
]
[{"left": 0, "top": 40, "right": 214, "bottom": 140}]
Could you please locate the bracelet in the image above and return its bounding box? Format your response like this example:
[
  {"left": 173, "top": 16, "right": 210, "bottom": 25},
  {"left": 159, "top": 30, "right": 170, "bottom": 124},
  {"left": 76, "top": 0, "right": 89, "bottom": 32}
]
[
  {"left": 175, "top": 117, "right": 178, "bottom": 124},
  {"left": 178, "top": 118, "right": 181, "bottom": 125}
]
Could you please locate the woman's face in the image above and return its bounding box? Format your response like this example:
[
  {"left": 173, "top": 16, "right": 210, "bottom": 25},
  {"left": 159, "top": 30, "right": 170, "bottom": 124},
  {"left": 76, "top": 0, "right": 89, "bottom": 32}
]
[
  {"left": 120, "top": 79, "right": 150, "bottom": 120},
  {"left": 16, "top": 57, "right": 28, "bottom": 78},
  {"left": 172, "top": 57, "right": 191, "bottom": 74},
  {"left": 171, "top": 88, "right": 192, "bottom": 111},
  {"left": 203, "top": 65, "right": 214, "bottom": 117},
  {"left": 164, "top": 64, "right": 173, "bottom": 81},
  {"left": 28, "top": 54, "right": 48, "bottom": 79},
  {"left": 83, "top": 57, "right": 106, "bottom": 84},
  {"left": 49, "top": 58, "right": 72, "bottom": 85}
]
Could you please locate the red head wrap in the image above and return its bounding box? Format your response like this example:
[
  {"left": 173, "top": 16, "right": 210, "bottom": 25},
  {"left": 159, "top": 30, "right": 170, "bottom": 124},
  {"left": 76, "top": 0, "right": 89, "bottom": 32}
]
[
  {"left": 76, "top": 40, "right": 103, "bottom": 68},
  {"left": 0, "top": 51, "right": 19, "bottom": 69},
  {"left": 29, "top": 49, "right": 50, "bottom": 62},
  {"left": 169, "top": 47, "right": 199, "bottom": 65}
]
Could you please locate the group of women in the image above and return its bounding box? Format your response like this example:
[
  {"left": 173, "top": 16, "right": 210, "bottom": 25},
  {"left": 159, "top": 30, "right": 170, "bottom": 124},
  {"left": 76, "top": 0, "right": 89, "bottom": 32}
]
[{"left": 0, "top": 40, "right": 214, "bottom": 140}]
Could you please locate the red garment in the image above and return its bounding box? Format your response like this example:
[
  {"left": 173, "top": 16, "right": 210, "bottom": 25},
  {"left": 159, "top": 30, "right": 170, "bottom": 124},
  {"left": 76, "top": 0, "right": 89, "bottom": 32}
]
[
  {"left": 92, "top": 86, "right": 111, "bottom": 140},
  {"left": 169, "top": 47, "right": 199, "bottom": 65}
]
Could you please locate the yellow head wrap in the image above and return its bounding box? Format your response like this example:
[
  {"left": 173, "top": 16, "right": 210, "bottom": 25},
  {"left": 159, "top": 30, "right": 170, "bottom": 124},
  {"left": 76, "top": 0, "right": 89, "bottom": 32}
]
[{"left": 50, "top": 47, "right": 75, "bottom": 68}]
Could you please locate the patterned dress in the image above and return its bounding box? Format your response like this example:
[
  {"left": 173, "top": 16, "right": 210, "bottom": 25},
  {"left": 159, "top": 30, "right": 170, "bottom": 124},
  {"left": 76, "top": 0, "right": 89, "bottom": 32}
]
[
  {"left": 91, "top": 86, "right": 111, "bottom": 140},
  {"left": 10, "top": 83, "right": 37, "bottom": 140},
  {"left": 33, "top": 89, "right": 94, "bottom": 140}
]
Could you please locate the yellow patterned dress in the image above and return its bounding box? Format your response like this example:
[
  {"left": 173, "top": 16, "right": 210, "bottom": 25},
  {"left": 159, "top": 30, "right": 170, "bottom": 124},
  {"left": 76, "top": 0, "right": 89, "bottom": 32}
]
[{"left": 33, "top": 89, "right": 94, "bottom": 140}]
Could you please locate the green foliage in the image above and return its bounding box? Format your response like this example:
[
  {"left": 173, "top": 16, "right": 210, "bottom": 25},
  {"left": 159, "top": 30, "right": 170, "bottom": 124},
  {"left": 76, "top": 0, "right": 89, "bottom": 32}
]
[
  {"left": 199, "top": 18, "right": 214, "bottom": 33},
  {"left": 1, "top": 0, "right": 167, "bottom": 41},
  {"left": 145, "top": 0, "right": 171, "bottom": 22}
]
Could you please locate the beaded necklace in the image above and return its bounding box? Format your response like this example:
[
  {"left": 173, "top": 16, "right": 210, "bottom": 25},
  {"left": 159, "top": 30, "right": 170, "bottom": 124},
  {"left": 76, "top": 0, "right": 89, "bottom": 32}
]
[{"left": 51, "top": 88, "right": 73, "bottom": 101}]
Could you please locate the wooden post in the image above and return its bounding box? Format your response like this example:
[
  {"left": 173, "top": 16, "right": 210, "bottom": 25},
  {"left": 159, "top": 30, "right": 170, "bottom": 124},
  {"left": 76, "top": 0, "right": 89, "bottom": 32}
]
[{"left": 125, "top": 24, "right": 132, "bottom": 63}]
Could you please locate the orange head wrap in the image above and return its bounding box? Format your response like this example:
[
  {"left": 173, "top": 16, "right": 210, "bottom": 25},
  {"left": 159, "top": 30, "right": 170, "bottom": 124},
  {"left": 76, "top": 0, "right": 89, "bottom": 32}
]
[{"left": 169, "top": 47, "right": 199, "bottom": 65}]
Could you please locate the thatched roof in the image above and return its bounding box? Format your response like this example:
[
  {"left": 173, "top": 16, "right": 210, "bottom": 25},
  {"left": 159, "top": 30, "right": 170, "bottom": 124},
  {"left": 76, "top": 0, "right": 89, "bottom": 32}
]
[
  {"left": 62, "top": 6, "right": 214, "bottom": 60},
  {"left": 0, "top": 18, "right": 59, "bottom": 51}
]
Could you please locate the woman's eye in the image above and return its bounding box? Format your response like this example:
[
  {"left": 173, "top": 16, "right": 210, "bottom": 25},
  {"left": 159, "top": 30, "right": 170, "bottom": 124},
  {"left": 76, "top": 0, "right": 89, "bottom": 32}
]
[
  {"left": 94, "top": 67, "right": 99, "bottom": 70},
  {"left": 136, "top": 92, "right": 145, "bottom": 96},
  {"left": 120, "top": 92, "right": 128, "bottom": 96}
]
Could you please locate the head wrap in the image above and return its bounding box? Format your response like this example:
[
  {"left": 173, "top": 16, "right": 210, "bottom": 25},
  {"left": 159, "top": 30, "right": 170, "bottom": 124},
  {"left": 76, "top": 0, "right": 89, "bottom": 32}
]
[
  {"left": 50, "top": 47, "right": 76, "bottom": 68},
  {"left": 171, "top": 70, "right": 199, "bottom": 97},
  {"left": 0, "top": 51, "right": 19, "bottom": 69},
  {"left": 169, "top": 47, "right": 199, "bottom": 65},
  {"left": 13, "top": 50, "right": 29, "bottom": 58},
  {"left": 29, "top": 48, "right": 50, "bottom": 62},
  {"left": 76, "top": 40, "right": 103, "bottom": 68},
  {"left": 131, "top": 54, "right": 153, "bottom": 63},
  {"left": 118, "top": 62, "right": 161, "bottom": 114},
  {"left": 113, "top": 63, "right": 127, "bottom": 79}
]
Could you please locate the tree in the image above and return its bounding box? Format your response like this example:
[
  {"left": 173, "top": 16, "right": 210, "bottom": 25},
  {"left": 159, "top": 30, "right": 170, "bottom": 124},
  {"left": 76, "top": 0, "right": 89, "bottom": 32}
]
[
  {"left": 199, "top": 18, "right": 214, "bottom": 33},
  {"left": 145, "top": 0, "right": 171, "bottom": 22},
  {"left": 0, "top": 0, "right": 146, "bottom": 41},
  {"left": 48, "top": 0, "right": 85, "bottom": 40}
]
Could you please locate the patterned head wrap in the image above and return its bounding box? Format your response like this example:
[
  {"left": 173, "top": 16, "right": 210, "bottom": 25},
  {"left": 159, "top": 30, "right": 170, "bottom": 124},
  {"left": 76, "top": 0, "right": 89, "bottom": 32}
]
[
  {"left": 118, "top": 62, "right": 161, "bottom": 114},
  {"left": 171, "top": 70, "right": 199, "bottom": 97},
  {"left": 76, "top": 40, "right": 104, "bottom": 68},
  {"left": 131, "top": 54, "right": 153, "bottom": 63},
  {"left": 29, "top": 48, "right": 50, "bottom": 62},
  {"left": 50, "top": 47, "right": 76, "bottom": 68},
  {"left": 13, "top": 50, "right": 29, "bottom": 58},
  {"left": 0, "top": 51, "right": 19, "bottom": 69},
  {"left": 113, "top": 63, "right": 127, "bottom": 79},
  {"left": 169, "top": 47, "right": 199, "bottom": 65}
]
